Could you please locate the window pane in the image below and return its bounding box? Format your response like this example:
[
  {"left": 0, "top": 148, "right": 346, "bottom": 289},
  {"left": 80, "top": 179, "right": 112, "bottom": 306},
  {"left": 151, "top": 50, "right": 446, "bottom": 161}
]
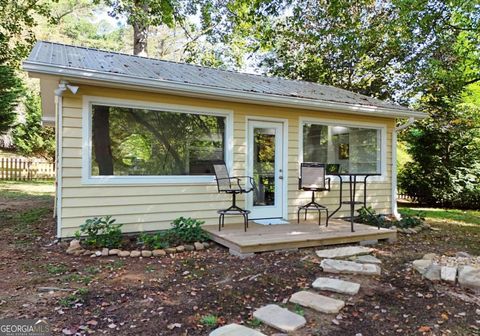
[
  {"left": 303, "top": 123, "right": 381, "bottom": 174},
  {"left": 91, "top": 104, "right": 225, "bottom": 176}
]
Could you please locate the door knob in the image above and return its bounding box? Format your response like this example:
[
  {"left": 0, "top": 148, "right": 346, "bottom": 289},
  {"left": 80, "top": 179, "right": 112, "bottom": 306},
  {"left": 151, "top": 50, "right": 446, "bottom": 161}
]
[{"left": 279, "top": 176, "right": 284, "bottom": 180}]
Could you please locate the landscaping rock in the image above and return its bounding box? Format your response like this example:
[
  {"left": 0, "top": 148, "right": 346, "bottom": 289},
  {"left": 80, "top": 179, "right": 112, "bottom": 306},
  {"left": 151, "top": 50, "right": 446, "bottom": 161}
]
[
  {"left": 83, "top": 250, "right": 93, "bottom": 256},
  {"left": 290, "top": 290, "right": 345, "bottom": 314},
  {"left": 94, "top": 251, "right": 102, "bottom": 257},
  {"left": 165, "top": 247, "right": 177, "bottom": 254},
  {"left": 312, "top": 277, "right": 361, "bottom": 295},
  {"left": 72, "top": 249, "right": 85, "bottom": 256},
  {"left": 352, "top": 255, "right": 382, "bottom": 265},
  {"left": 101, "top": 248, "right": 109, "bottom": 257},
  {"left": 412, "top": 259, "right": 433, "bottom": 275},
  {"left": 203, "top": 242, "right": 210, "bottom": 248},
  {"left": 458, "top": 266, "right": 480, "bottom": 290},
  {"left": 422, "top": 253, "right": 438, "bottom": 260},
  {"left": 253, "top": 304, "right": 306, "bottom": 332},
  {"left": 141, "top": 250, "right": 152, "bottom": 257},
  {"left": 320, "top": 259, "right": 381, "bottom": 275},
  {"left": 130, "top": 250, "right": 141, "bottom": 257},
  {"left": 37, "top": 287, "right": 73, "bottom": 293},
  {"left": 66, "top": 239, "right": 82, "bottom": 254},
  {"left": 423, "top": 264, "right": 441, "bottom": 281},
  {"left": 456, "top": 252, "right": 471, "bottom": 258},
  {"left": 109, "top": 249, "right": 120, "bottom": 256},
  {"left": 184, "top": 245, "right": 194, "bottom": 251},
  {"left": 152, "top": 249, "right": 166, "bottom": 257},
  {"left": 118, "top": 251, "right": 130, "bottom": 257},
  {"left": 440, "top": 266, "right": 457, "bottom": 283},
  {"left": 316, "top": 246, "right": 373, "bottom": 259},
  {"left": 194, "top": 242, "right": 204, "bottom": 250},
  {"left": 176, "top": 245, "right": 185, "bottom": 252},
  {"left": 210, "top": 323, "right": 266, "bottom": 336}
]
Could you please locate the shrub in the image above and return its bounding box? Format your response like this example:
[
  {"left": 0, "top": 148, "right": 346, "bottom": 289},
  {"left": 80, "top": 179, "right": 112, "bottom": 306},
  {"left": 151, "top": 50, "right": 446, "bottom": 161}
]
[
  {"left": 138, "top": 231, "right": 172, "bottom": 249},
  {"left": 75, "top": 215, "right": 123, "bottom": 249},
  {"left": 357, "top": 206, "right": 424, "bottom": 229},
  {"left": 170, "top": 217, "right": 209, "bottom": 244}
]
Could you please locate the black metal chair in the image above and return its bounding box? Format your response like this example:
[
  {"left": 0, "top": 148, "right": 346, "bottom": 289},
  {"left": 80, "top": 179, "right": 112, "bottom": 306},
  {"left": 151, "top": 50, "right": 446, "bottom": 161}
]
[
  {"left": 213, "top": 163, "right": 256, "bottom": 232},
  {"left": 297, "top": 162, "right": 331, "bottom": 226}
]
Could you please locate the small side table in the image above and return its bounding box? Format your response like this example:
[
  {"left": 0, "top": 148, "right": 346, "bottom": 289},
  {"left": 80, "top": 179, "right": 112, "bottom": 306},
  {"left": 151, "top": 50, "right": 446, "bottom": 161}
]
[{"left": 327, "top": 173, "right": 381, "bottom": 232}]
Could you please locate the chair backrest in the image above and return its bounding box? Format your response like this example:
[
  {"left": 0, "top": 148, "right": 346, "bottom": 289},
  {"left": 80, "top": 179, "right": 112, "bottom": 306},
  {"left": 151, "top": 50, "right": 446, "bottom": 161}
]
[
  {"left": 213, "top": 163, "right": 231, "bottom": 191},
  {"left": 300, "top": 162, "right": 326, "bottom": 190}
]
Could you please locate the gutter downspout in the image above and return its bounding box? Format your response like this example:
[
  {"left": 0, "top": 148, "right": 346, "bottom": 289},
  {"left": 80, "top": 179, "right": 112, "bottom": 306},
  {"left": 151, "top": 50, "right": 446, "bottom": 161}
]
[
  {"left": 53, "top": 81, "right": 68, "bottom": 239},
  {"left": 392, "top": 117, "right": 415, "bottom": 219}
]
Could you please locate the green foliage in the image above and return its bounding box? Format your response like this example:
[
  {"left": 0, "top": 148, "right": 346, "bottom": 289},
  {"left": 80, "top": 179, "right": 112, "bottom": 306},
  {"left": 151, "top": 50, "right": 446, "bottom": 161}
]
[
  {"left": 357, "top": 206, "right": 424, "bottom": 229},
  {"left": 199, "top": 314, "right": 218, "bottom": 327},
  {"left": 293, "top": 304, "right": 305, "bottom": 316},
  {"left": 75, "top": 215, "right": 123, "bottom": 249},
  {"left": 12, "top": 93, "right": 55, "bottom": 161},
  {"left": 138, "top": 217, "right": 209, "bottom": 249},
  {"left": 399, "top": 207, "right": 480, "bottom": 226},
  {"left": 46, "top": 264, "right": 68, "bottom": 275},
  {"left": 170, "top": 216, "right": 209, "bottom": 244},
  {"left": 58, "top": 288, "right": 89, "bottom": 307},
  {"left": 138, "top": 231, "right": 171, "bottom": 249},
  {"left": 0, "top": 65, "right": 23, "bottom": 135}
]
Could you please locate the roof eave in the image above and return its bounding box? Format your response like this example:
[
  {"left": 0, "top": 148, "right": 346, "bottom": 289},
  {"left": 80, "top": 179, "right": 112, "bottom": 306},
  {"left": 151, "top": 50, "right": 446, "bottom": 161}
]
[{"left": 23, "top": 61, "right": 427, "bottom": 119}]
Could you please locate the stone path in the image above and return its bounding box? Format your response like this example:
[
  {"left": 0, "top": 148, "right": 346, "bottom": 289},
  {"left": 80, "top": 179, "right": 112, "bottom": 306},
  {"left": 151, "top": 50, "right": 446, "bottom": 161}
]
[
  {"left": 210, "top": 245, "right": 382, "bottom": 335},
  {"left": 209, "top": 323, "right": 266, "bottom": 336},
  {"left": 290, "top": 291, "right": 345, "bottom": 314},
  {"left": 253, "top": 304, "right": 306, "bottom": 332},
  {"left": 312, "top": 277, "right": 361, "bottom": 295}
]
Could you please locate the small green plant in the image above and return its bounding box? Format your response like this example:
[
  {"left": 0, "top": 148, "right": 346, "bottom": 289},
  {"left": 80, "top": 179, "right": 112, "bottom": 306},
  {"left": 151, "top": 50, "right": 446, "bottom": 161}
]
[
  {"left": 75, "top": 216, "right": 123, "bottom": 249},
  {"left": 105, "top": 260, "right": 125, "bottom": 271},
  {"left": 294, "top": 304, "right": 305, "bottom": 316},
  {"left": 170, "top": 217, "right": 209, "bottom": 244},
  {"left": 46, "top": 264, "right": 68, "bottom": 275},
  {"left": 247, "top": 318, "right": 262, "bottom": 327},
  {"left": 397, "top": 213, "right": 425, "bottom": 228},
  {"left": 138, "top": 232, "right": 171, "bottom": 249},
  {"left": 58, "top": 288, "right": 89, "bottom": 307},
  {"left": 357, "top": 206, "right": 424, "bottom": 229},
  {"left": 200, "top": 314, "right": 218, "bottom": 327}
]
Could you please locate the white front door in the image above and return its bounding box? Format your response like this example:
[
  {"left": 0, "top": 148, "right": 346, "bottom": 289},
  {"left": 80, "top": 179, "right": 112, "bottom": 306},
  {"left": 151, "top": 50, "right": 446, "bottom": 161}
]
[{"left": 247, "top": 120, "right": 285, "bottom": 219}]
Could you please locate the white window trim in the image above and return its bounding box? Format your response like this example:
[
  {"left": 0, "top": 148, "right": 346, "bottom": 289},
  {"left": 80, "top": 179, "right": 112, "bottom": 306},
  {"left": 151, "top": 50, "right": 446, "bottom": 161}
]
[
  {"left": 81, "top": 96, "right": 233, "bottom": 185},
  {"left": 298, "top": 117, "right": 387, "bottom": 181}
]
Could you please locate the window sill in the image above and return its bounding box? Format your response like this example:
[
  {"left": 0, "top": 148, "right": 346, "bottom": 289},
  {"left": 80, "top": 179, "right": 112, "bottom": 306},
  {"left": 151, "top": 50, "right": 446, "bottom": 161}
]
[{"left": 81, "top": 175, "right": 217, "bottom": 185}]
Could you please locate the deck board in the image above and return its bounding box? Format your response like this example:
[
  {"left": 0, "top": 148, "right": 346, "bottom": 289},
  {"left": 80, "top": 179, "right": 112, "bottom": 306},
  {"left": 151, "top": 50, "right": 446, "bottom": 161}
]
[{"left": 204, "top": 219, "right": 397, "bottom": 253}]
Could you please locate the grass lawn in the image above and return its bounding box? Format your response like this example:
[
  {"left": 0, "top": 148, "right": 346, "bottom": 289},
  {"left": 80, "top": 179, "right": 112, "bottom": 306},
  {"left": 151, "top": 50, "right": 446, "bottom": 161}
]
[
  {"left": 400, "top": 206, "right": 480, "bottom": 226},
  {"left": 0, "top": 182, "right": 479, "bottom": 335}
]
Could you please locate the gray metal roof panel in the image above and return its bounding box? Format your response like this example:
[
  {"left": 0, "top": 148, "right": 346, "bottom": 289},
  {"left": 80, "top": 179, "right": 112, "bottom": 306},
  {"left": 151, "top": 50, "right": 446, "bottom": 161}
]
[{"left": 26, "top": 41, "right": 412, "bottom": 112}]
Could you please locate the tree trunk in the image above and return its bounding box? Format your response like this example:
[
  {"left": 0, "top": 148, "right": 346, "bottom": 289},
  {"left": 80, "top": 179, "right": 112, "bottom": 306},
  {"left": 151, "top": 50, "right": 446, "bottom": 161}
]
[
  {"left": 92, "top": 105, "right": 114, "bottom": 175},
  {"left": 133, "top": 0, "right": 148, "bottom": 56}
]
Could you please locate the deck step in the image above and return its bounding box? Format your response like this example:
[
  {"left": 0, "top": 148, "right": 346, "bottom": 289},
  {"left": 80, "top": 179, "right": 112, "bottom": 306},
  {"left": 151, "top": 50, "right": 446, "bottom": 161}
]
[
  {"left": 209, "top": 323, "right": 266, "bottom": 336},
  {"left": 321, "top": 259, "right": 381, "bottom": 275},
  {"left": 253, "top": 304, "right": 306, "bottom": 332},
  {"left": 290, "top": 291, "right": 345, "bottom": 314},
  {"left": 312, "top": 277, "right": 361, "bottom": 295}
]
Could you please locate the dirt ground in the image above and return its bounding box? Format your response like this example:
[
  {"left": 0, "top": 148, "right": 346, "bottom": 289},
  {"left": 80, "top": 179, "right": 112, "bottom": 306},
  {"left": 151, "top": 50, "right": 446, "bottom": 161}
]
[{"left": 0, "top": 183, "right": 479, "bottom": 335}]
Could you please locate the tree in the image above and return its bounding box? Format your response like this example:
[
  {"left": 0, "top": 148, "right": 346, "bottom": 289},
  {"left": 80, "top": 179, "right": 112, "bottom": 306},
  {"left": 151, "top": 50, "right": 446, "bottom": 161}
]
[
  {"left": 12, "top": 94, "right": 55, "bottom": 161},
  {"left": 0, "top": 66, "right": 23, "bottom": 135}
]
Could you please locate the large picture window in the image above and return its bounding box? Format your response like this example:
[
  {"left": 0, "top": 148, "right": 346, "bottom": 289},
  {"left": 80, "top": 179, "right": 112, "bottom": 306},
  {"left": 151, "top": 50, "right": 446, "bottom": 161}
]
[
  {"left": 87, "top": 100, "right": 229, "bottom": 181},
  {"left": 302, "top": 121, "right": 383, "bottom": 174}
]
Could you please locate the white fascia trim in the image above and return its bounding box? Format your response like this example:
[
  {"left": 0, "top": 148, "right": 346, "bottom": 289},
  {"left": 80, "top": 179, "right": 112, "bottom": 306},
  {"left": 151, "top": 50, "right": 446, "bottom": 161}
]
[
  {"left": 24, "top": 61, "right": 427, "bottom": 119},
  {"left": 298, "top": 117, "right": 388, "bottom": 182},
  {"left": 81, "top": 95, "right": 234, "bottom": 185}
]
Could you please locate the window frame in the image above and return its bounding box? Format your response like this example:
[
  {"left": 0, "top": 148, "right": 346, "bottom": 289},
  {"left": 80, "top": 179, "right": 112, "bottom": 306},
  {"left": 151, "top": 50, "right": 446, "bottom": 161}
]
[
  {"left": 81, "top": 96, "right": 233, "bottom": 185},
  {"left": 299, "top": 117, "right": 387, "bottom": 180}
]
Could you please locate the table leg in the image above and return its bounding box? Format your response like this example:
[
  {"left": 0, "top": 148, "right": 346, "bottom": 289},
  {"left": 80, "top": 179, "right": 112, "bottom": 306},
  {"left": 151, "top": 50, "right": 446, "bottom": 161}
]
[{"left": 328, "top": 175, "right": 343, "bottom": 221}]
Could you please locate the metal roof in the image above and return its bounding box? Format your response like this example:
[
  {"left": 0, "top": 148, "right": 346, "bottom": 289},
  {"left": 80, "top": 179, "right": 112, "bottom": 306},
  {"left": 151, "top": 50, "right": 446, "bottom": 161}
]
[{"left": 24, "top": 41, "right": 422, "bottom": 117}]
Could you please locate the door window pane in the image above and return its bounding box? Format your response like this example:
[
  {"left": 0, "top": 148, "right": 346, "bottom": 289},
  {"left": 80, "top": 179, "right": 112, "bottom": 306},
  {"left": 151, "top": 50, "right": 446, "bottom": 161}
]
[
  {"left": 253, "top": 128, "right": 276, "bottom": 206},
  {"left": 303, "top": 123, "right": 381, "bottom": 174},
  {"left": 91, "top": 104, "right": 225, "bottom": 176}
]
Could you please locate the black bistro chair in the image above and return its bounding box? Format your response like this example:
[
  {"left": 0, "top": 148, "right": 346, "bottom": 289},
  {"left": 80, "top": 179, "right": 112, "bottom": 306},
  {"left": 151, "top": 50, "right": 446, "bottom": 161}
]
[
  {"left": 213, "top": 163, "right": 256, "bottom": 232},
  {"left": 298, "top": 162, "right": 331, "bottom": 226}
]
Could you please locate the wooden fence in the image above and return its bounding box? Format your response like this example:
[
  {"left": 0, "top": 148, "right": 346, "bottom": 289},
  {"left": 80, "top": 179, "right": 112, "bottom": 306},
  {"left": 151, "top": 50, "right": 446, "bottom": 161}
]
[{"left": 0, "top": 157, "right": 55, "bottom": 181}]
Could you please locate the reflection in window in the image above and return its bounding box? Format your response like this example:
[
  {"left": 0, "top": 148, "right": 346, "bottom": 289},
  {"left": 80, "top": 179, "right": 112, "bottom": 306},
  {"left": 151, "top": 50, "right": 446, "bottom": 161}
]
[
  {"left": 303, "top": 123, "right": 381, "bottom": 174},
  {"left": 91, "top": 104, "right": 225, "bottom": 176}
]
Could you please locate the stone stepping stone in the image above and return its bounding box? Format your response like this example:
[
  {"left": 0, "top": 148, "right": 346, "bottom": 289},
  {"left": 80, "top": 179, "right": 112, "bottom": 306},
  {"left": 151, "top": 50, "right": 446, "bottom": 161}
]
[
  {"left": 253, "top": 304, "right": 306, "bottom": 332},
  {"left": 290, "top": 290, "right": 345, "bottom": 314},
  {"left": 321, "top": 259, "right": 381, "bottom": 275},
  {"left": 210, "top": 323, "right": 266, "bottom": 336},
  {"left": 351, "top": 255, "right": 382, "bottom": 265},
  {"left": 458, "top": 266, "right": 480, "bottom": 290},
  {"left": 312, "top": 277, "right": 361, "bottom": 295},
  {"left": 316, "top": 246, "right": 373, "bottom": 259},
  {"left": 440, "top": 266, "right": 457, "bottom": 283}
]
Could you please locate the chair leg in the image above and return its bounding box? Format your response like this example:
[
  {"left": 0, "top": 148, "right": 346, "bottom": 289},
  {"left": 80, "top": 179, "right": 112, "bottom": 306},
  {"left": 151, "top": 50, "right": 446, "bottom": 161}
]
[
  {"left": 318, "top": 210, "right": 321, "bottom": 226},
  {"left": 297, "top": 207, "right": 301, "bottom": 224},
  {"left": 304, "top": 209, "right": 307, "bottom": 221},
  {"left": 325, "top": 209, "right": 329, "bottom": 227}
]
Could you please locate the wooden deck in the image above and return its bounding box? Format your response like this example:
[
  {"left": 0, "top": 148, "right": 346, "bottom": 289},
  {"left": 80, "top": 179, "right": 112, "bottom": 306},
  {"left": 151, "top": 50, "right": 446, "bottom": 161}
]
[{"left": 204, "top": 219, "right": 397, "bottom": 254}]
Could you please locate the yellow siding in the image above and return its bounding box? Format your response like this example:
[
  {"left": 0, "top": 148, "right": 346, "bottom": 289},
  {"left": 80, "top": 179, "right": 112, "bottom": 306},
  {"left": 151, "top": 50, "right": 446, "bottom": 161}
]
[{"left": 58, "top": 85, "right": 396, "bottom": 237}]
